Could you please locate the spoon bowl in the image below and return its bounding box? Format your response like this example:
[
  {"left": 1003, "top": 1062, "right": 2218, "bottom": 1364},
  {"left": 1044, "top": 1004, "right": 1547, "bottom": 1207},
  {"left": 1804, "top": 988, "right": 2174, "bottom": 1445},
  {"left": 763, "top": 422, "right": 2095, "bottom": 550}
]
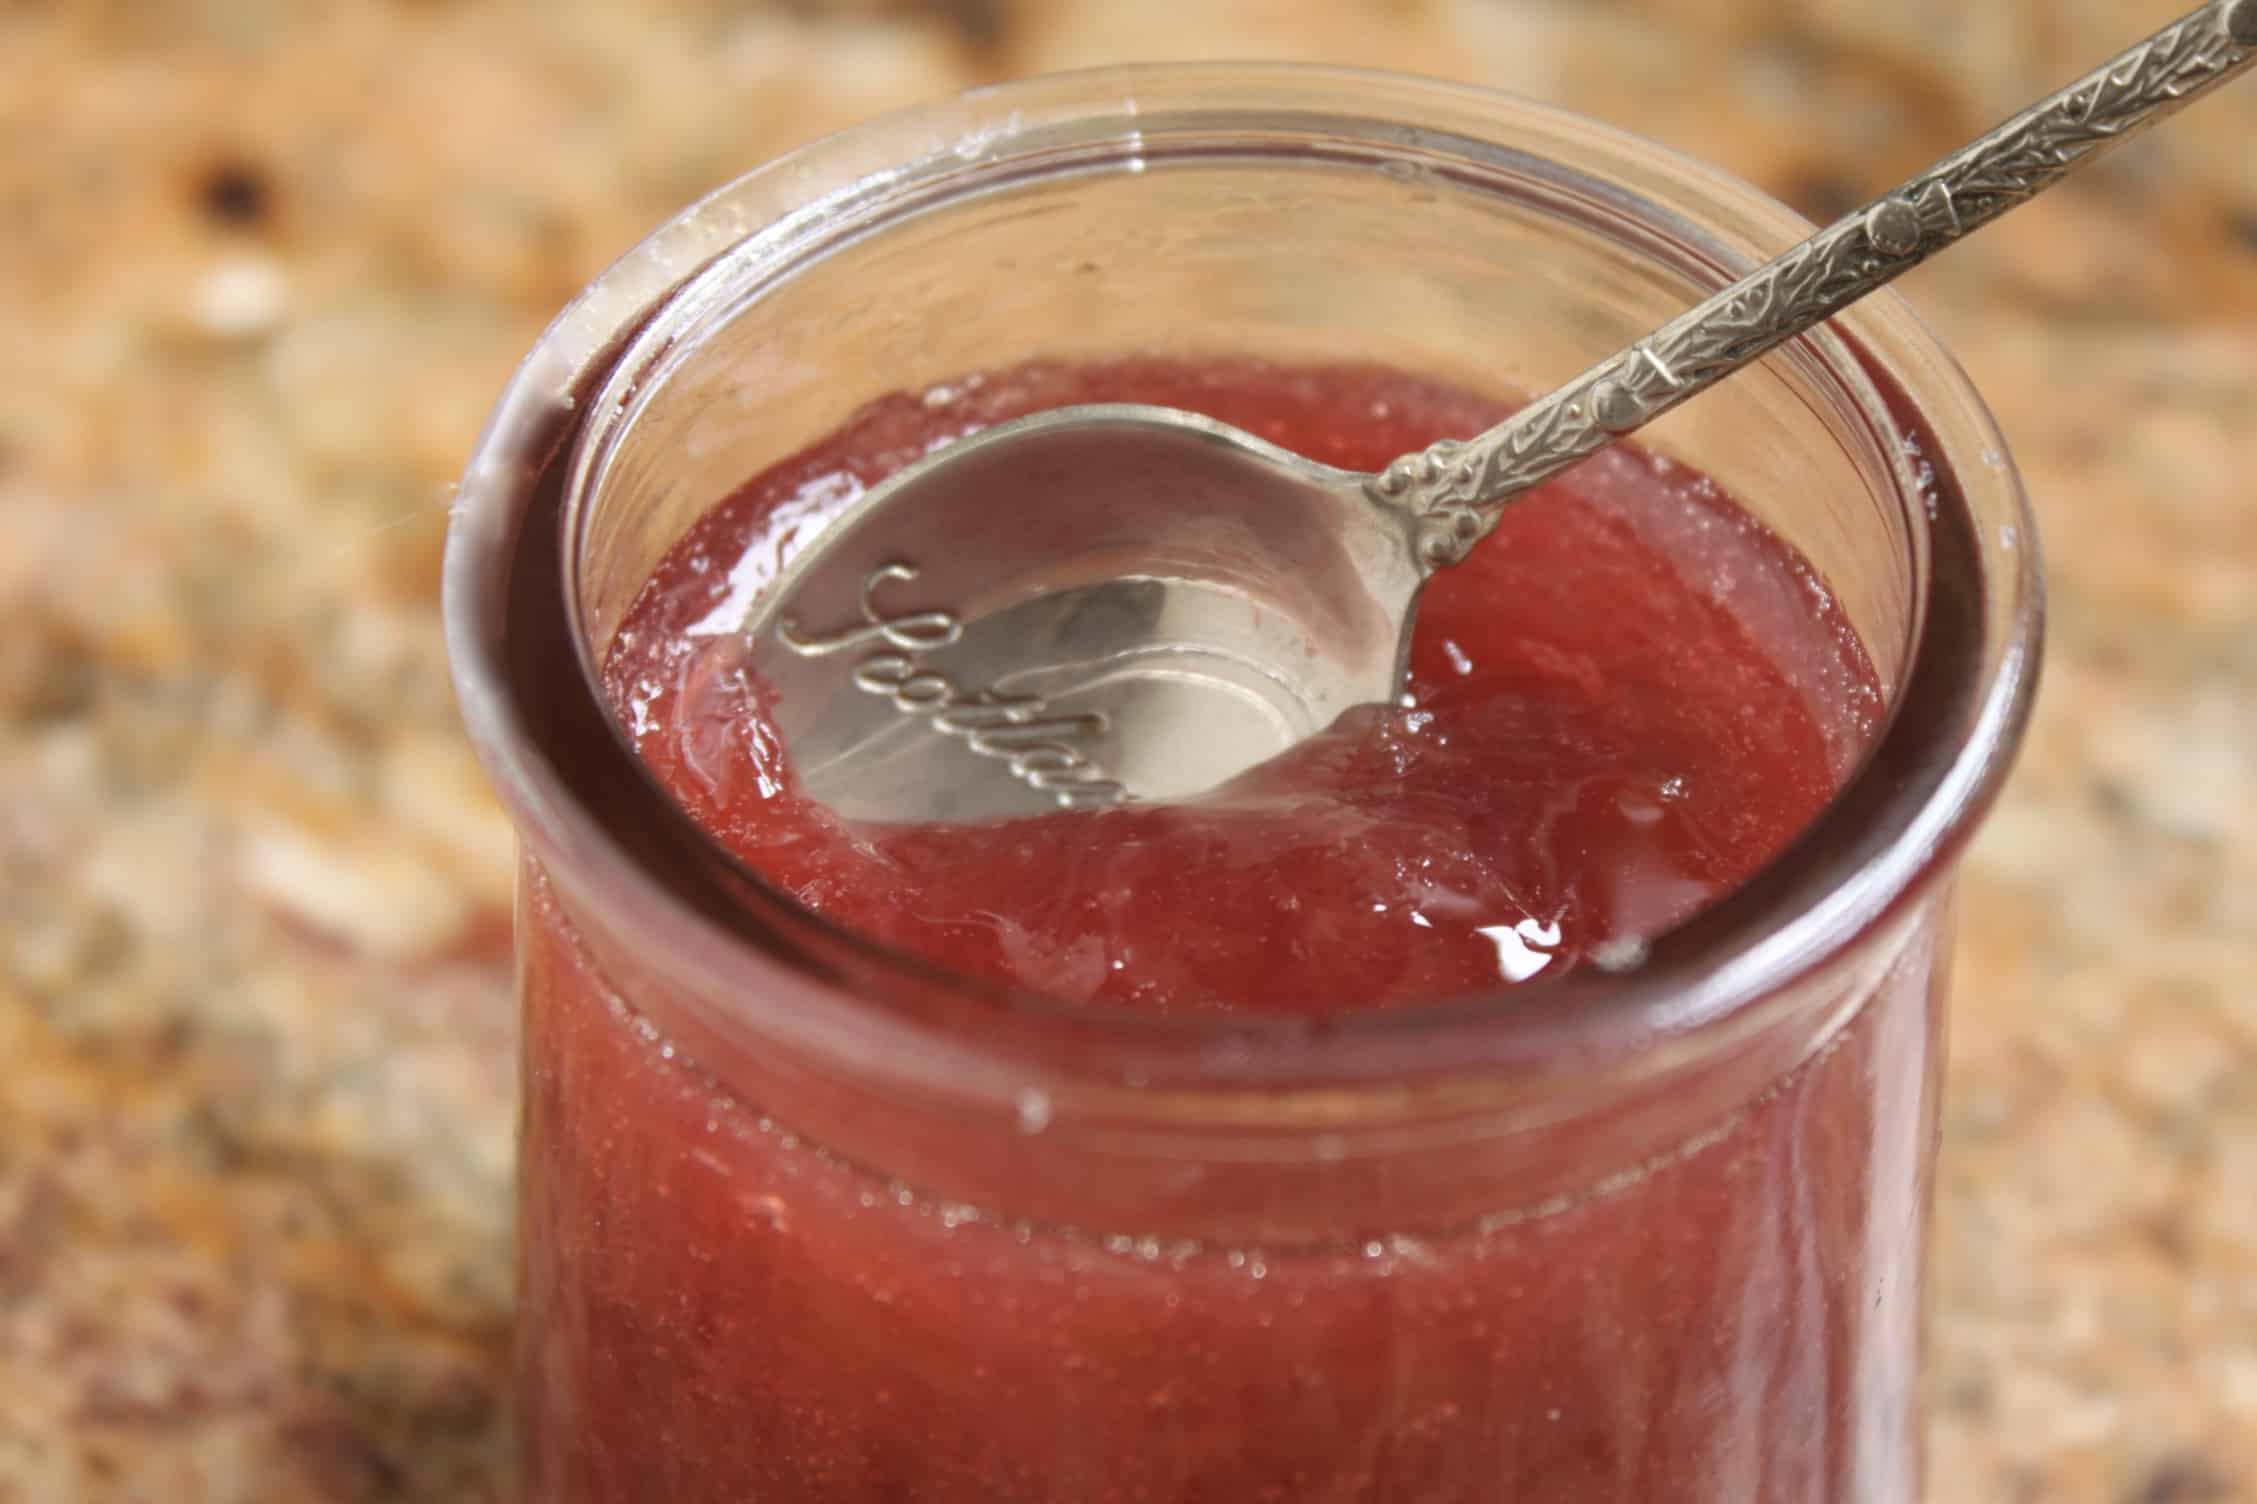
[{"left": 755, "top": 405, "right": 1424, "bottom": 821}]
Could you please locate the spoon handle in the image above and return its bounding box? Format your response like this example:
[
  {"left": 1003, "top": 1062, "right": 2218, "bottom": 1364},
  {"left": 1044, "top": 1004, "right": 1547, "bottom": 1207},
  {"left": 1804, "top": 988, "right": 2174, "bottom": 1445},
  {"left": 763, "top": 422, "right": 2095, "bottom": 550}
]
[{"left": 1373, "top": 0, "right": 2257, "bottom": 569}]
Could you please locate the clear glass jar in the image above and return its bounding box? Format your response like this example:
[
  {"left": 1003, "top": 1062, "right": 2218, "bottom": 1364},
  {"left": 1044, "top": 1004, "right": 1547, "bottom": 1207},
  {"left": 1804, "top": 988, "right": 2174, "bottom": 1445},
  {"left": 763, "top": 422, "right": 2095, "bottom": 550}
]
[{"left": 446, "top": 66, "right": 2040, "bottom": 1504}]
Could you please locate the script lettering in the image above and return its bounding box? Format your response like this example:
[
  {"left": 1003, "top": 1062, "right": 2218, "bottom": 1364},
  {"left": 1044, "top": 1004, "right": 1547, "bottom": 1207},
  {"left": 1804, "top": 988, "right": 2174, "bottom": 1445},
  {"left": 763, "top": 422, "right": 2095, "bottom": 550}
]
[{"left": 775, "top": 563, "right": 1127, "bottom": 807}]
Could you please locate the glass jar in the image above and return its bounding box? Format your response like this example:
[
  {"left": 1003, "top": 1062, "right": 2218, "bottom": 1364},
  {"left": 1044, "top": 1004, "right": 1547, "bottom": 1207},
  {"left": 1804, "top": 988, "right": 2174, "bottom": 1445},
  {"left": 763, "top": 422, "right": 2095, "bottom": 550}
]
[{"left": 445, "top": 65, "right": 2040, "bottom": 1504}]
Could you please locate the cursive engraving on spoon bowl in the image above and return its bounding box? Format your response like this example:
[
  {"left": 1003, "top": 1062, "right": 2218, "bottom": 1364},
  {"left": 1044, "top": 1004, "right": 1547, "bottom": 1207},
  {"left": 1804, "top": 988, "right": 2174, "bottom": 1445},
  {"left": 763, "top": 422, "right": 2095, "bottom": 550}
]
[{"left": 779, "top": 561, "right": 1128, "bottom": 808}]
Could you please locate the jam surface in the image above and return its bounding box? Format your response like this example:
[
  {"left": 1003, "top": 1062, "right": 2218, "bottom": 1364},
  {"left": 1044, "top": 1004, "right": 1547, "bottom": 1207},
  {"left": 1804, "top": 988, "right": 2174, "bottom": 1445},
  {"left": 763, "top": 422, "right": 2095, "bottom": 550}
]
[{"left": 601, "top": 357, "right": 1880, "bottom": 1011}]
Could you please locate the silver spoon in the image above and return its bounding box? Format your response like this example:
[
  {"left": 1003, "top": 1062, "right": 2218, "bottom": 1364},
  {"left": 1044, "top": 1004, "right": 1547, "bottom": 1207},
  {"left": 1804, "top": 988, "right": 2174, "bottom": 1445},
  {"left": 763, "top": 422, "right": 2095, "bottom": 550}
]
[{"left": 747, "top": 0, "right": 2255, "bottom": 823}]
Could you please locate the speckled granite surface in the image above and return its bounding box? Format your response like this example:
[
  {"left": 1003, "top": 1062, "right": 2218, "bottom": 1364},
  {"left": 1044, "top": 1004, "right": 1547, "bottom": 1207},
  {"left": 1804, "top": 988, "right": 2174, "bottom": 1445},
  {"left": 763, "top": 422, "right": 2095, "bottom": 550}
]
[{"left": 2, "top": 2, "right": 2252, "bottom": 1500}]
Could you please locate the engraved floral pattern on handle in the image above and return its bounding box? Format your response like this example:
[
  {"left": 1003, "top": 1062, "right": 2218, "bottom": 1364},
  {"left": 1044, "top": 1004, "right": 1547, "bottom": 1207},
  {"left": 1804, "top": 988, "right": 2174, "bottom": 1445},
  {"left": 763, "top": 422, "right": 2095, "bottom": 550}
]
[{"left": 1371, "top": 0, "right": 2257, "bottom": 569}]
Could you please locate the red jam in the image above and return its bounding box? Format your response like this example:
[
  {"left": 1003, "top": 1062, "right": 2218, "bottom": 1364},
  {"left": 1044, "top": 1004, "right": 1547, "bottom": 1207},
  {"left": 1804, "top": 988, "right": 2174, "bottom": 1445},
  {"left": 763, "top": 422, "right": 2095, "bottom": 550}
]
[
  {"left": 601, "top": 358, "right": 1879, "bottom": 1010},
  {"left": 519, "top": 357, "right": 1937, "bottom": 1502}
]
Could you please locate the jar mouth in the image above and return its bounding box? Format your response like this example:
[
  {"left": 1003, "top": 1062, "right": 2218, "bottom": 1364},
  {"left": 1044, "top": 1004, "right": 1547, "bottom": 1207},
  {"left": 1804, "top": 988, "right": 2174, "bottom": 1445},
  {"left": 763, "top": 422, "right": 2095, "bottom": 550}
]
[{"left": 445, "top": 63, "right": 2041, "bottom": 1111}]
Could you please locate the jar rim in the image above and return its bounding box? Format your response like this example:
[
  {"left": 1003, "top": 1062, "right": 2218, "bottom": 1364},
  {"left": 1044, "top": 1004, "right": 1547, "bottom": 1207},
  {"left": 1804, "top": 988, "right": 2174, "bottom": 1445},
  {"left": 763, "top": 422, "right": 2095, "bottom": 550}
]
[{"left": 444, "top": 62, "right": 2042, "bottom": 1116}]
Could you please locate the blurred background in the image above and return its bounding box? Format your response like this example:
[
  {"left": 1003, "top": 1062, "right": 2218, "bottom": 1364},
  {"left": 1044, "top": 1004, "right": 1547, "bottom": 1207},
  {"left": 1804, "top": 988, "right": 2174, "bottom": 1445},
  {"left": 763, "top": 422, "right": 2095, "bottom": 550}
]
[{"left": 3, "top": 2, "right": 2253, "bottom": 1499}]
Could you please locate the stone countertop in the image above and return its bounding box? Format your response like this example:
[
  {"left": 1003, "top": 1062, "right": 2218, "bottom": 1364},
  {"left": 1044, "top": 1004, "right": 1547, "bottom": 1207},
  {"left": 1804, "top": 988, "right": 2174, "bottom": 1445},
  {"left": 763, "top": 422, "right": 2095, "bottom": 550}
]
[{"left": 2, "top": 2, "right": 2251, "bottom": 1499}]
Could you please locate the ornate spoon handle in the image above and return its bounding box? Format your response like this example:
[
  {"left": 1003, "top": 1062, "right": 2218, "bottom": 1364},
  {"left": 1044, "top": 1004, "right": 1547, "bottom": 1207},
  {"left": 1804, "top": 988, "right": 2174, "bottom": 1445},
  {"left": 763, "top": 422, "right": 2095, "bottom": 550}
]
[{"left": 1373, "top": 0, "right": 2257, "bottom": 568}]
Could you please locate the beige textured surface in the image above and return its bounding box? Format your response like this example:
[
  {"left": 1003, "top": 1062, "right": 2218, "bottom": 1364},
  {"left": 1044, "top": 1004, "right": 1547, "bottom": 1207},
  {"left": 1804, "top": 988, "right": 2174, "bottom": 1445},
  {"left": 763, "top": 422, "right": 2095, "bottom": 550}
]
[{"left": 2, "top": 2, "right": 2252, "bottom": 1499}]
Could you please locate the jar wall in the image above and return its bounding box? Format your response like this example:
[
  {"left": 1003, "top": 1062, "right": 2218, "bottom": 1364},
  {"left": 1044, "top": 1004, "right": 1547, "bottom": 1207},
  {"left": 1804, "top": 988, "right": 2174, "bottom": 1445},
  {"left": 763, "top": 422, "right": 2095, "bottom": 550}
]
[{"left": 518, "top": 855, "right": 1950, "bottom": 1503}]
